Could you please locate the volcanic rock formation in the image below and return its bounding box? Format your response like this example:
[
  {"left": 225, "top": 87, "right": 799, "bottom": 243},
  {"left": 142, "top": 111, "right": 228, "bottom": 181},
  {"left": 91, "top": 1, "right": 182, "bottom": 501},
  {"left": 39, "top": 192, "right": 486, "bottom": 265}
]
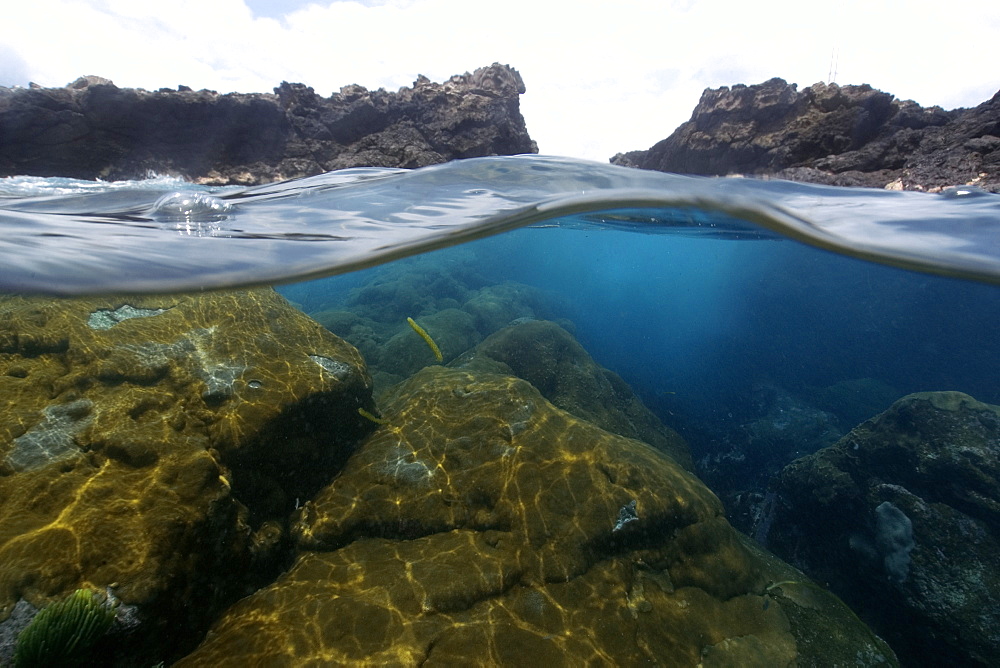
[
  {"left": 613, "top": 77, "right": 1000, "bottom": 192},
  {"left": 0, "top": 64, "right": 537, "bottom": 185}
]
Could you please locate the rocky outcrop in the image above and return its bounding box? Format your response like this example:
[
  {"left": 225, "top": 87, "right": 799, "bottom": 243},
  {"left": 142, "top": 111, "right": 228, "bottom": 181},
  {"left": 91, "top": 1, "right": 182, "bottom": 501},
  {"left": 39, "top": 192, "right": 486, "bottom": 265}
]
[
  {"left": 761, "top": 392, "right": 1000, "bottom": 667},
  {"left": 612, "top": 77, "right": 1000, "bottom": 191},
  {"left": 0, "top": 279, "right": 900, "bottom": 665},
  {"left": 0, "top": 64, "right": 537, "bottom": 185}
]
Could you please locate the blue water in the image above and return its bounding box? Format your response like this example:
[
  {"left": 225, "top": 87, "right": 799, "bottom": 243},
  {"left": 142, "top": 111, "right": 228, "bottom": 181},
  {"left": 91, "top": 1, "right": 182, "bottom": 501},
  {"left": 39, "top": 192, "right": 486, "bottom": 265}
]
[{"left": 278, "top": 218, "right": 1000, "bottom": 434}]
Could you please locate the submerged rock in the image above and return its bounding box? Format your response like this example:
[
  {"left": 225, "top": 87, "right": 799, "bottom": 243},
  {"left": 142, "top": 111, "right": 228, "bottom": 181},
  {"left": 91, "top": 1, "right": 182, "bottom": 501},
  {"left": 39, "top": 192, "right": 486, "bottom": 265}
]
[
  {"left": 0, "top": 64, "right": 537, "bottom": 184},
  {"left": 697, "top": 383, "right": 844, "bottom": 533},
  {"left": 763, "top": 391, "right": 1000, "bottom": 667},
  {"left": 613, "top": 77, "right": 1000, "bottom": 192},
  {"left": 456, "top": 319, "right": 693, "bottom": 469},
  {"left": 0, "top": 288, "right": 373, "bottom": 663},
  {"left": 177, "top": 366, "right": 896, "bottom": 666}
]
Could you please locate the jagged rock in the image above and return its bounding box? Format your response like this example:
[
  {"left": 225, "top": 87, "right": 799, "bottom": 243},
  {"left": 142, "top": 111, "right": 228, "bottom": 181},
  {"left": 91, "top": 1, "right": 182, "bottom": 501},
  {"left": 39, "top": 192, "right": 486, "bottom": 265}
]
[
  {"left": 613, "top": 77, "right": 1000, "bottom": 191},
  {"left": 0, "top": 64, "right": 537, "bottom": 184},
  {"left": 762, "top": 391, "right": 1000, "bottom": 667},
  {"left": 176, "top": 366, "right": 896, "bottom": 666},
  {"left": 0, "top": 288, "right": 373, "bottom": 664}
]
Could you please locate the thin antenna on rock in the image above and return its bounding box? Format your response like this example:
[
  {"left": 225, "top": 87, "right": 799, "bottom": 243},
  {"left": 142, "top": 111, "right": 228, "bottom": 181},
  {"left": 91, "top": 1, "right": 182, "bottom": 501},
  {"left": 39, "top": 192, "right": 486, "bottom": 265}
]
[{"left": 827, "top": 46, "right": 839, "bottom": 84}]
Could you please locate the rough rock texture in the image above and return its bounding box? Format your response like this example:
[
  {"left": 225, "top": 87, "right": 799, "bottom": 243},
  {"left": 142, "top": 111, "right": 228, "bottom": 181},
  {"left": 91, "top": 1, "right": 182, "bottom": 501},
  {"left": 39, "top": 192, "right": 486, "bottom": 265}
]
[
  {"left": 0, "top": 289, "right": 373, "bottom": 664},
  {"left": 177, "top": 366, "right": 896, "bottom": 666},
  {"left": 0, "top": 64, "right": 537, "bottom": 184},
  {"left": 613, "top": 77, "right": 1000, "bottom": 192},
  {"left": 455, "top": 319, "right": 693, "bottom": 469},
  {"left": 763, "top": 392, "right": 1000, "bottom": 667}
]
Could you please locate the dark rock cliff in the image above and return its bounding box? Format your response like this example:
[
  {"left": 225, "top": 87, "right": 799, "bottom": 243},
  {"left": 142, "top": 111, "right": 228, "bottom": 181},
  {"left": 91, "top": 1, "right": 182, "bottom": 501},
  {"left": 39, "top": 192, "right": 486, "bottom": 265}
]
[
  {"left": 612, "top": 77, "right": 1000, "bottom": 192},
  {"left": 0, "top": 63, "right": 537, "bottom": 185}
]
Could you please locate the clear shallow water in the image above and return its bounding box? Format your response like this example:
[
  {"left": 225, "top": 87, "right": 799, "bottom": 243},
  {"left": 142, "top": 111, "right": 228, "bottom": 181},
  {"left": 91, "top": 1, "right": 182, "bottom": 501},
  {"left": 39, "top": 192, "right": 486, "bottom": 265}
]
[{"left": 2, "top": 155, "right": 1000, "bottom": 294}]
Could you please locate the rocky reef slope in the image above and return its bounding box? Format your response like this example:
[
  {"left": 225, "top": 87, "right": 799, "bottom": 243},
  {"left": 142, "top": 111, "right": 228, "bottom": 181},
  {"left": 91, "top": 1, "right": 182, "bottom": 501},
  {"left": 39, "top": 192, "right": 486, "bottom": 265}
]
[
  {"left": 613, "top": 77, "right": 1000, "bottom": 192},
  {"left": 0, "top": 63, "right": 536, "bottom": 185},
  {"left": 763, "top": 391, "right": 1000, "bottom": 668}
]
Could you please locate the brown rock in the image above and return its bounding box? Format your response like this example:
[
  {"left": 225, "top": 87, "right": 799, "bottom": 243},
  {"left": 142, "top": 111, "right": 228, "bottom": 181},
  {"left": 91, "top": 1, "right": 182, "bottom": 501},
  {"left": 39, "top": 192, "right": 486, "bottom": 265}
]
[{"left": 455, "top": 319, "right": 693, "bottom": 468}]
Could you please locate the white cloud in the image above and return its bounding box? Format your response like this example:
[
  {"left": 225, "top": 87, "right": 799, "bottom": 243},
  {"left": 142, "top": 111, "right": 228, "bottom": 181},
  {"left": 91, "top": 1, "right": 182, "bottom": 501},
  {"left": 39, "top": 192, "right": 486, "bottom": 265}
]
[{"left": 2, "top": 0, "right": 998, "bottom": 161}]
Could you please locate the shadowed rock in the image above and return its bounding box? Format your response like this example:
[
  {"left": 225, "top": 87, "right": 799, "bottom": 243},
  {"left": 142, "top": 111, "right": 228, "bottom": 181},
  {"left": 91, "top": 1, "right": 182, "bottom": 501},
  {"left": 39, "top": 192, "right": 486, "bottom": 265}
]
[{"left": 764, "top": 391, "right": 1000, "bottom": 667}]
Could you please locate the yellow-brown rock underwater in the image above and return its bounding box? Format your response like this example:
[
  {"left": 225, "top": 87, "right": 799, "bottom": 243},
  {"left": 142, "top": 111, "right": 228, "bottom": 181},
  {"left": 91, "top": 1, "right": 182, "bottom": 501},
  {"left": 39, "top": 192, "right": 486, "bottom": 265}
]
[
  {"left": 0, "top": 288, "right": 374, "bottom": 664},
  {"left": 178, "top": 366, "right": 896, "bottom": 666}
]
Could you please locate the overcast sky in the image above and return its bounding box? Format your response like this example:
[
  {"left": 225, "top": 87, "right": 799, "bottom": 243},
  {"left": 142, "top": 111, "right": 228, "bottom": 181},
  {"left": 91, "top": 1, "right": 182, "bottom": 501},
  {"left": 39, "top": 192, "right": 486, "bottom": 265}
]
[{"left": 3, "top": 0, "right": 999, "bottom": 162}]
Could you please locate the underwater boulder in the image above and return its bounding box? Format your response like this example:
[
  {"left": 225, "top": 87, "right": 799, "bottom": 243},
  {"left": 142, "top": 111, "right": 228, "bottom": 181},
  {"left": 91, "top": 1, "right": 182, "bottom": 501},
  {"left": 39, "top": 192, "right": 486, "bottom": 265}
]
[
  {"left": 177, "top": 366, "right": 896, "bottom": 666},
  {"left": 762, "top": 391, "right": 1000, "bottom": 667},
  {"left": 309, "top": 308, "right": 386, "bottom": 367},
  {"left": 461, "top": 281, "right": 561, "bottom": 336},
  {"left": 0, "top": 288, "right": 373, "bottom": 663},
  {"left": 456, "top": 319, "right": 692, "bottom": 469},
  {"left": 344, "top": 258, "right": 482, "bottom": 326},
  {"left": 803, "top": 377, "right": 901, "bottom": 431}
]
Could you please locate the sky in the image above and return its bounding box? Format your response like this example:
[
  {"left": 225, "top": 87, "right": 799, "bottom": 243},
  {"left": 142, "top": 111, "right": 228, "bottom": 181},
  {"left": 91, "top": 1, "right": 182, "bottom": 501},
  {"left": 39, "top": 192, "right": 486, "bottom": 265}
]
[{"left": 3, "top": 0, "right": 999, "bottom": 162}]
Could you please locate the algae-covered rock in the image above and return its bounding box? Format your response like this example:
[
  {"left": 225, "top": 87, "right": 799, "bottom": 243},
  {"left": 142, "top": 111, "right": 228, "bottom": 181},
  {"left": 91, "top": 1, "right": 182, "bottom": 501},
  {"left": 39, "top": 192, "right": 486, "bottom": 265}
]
[
  {"left": 0, "top": 288, "right": 373, "bottom": 663},
  {"left": 461, "top": 281, "right": 559, "bottom": 335},
  {"left": 456, "top": 319, "right": 692, "bottom": 468},
  {"left": 178, "top": 366, "right": 896, "bottom": 666},
  {"left": 765, "top": 391, "right": 1000, "bottom": 667}
]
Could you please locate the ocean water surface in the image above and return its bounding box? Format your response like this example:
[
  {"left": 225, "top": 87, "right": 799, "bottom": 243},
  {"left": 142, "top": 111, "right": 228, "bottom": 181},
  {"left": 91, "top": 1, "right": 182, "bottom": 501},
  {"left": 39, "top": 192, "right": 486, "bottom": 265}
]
[{"left": 1, "top": 155, "right": 999, "bottom": 665}]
